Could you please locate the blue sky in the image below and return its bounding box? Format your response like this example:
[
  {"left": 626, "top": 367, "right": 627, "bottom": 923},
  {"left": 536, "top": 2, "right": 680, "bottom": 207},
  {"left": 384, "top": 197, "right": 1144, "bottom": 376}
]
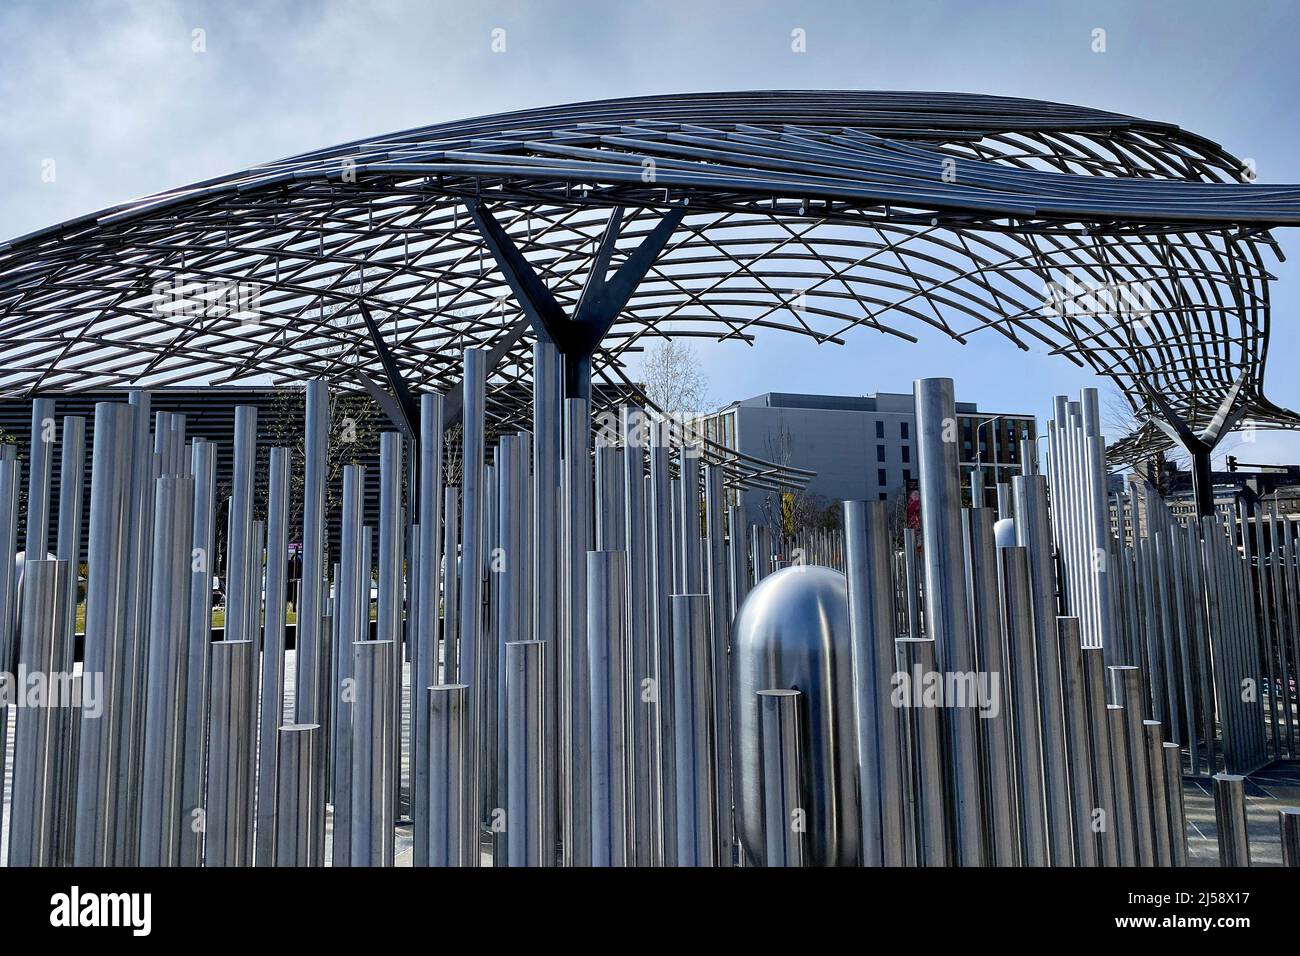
[{"left": 2, "top": 0, "right": 1299, "bottom": 465}]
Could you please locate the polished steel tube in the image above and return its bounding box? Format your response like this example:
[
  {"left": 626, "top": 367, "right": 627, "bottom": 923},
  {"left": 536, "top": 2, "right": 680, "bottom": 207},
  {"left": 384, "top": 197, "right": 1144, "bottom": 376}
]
[
  {"left": 0, "top": 452, "right": 20, "bottom": 861},
  {"left": 331, "top": 464, "right": 367, "bottom": 867},
  {"left": 24, "top": 397, "right": 55, "bottom": 558},
  {"left": 622, "top": 405, "right": 658, "bottom": 865},
  {"left": 1162, "top": 742, "right": 1189, "bottom": 867},
  {"left": 457, "top": 349, "right": 486, "bottom": 857},
  {"left": 1106, "top": 704, "right": 1138, "bottom": 865},
  {"left": 413, "top": 391, "right": 444, "bottom": 867},
  {"left": 648, "top": 420, "right": 676, "bottom": 863},
  {"left": 966, "top": 507, "right": 1018, "bottom": 865},
  {"left": 1014, "top": 470, "right": 1073, "bottom": 866},
  {"left": 50, "top": 415, "right": 85, "bottom": 865},
  {"left": 672, "top": 593, "right": 717, "bottom": 866},
  {"left": 533, "top": 343, "right": 561, "bottom": 864},
  {"left": 73, "top": 402, "right": 135, "bottom": 866},
  {"left": 205, "top": 639, "right": 254, "bottom": 866},
  {"left": 139, "top": 475, "right": 196, "bottom": 866},
  {"left": 504, "top": 640, "right": 546, "bottom": 866},
  {"left": 844, "top": 500, "right": 905, "bottom": 866},
  {"left": 1111, "top": 665, "right": 1156, "bottom": 865},
  {"left": 703, "top": 462, "right": 734, "bottom": 866},
  {"left": 179, "top": 439, "right": 217, "bottom": 867},
  {"left": 1212, "top": 773, "right": 1251, "bottom": 866},
  {"left": 588, "top": 550, "right": 630, "bottom": 866},
  {"left": 1082, "top": 646, "right": 1119, "bottom": 866},
  {"left": 274, "top": 723, "right": 321, "bottom": 866},
  {"left": 897, "top": 636, "right": 948, "bottom": 866},
  {"left": 999, "top": 545, "right": 1048, "bottom": 866},
  {"left": 561, "top": 397, "right": 592, "bottom": 866},
  {"left": 254, "top": 447, "right": 291, "bottom": 866},
  {"left": 377, "top": 431, "right": 404, "bottom": 821},
  {"left": 7, "top": 559, "right": 70, "bottom": 866},
  {"left": 114, "top": 391, "right": 153, "bottom": 865},
  {"left": 442, "top": 487, "right": 461, "bottom": 682},
  {"left": 757, "top": 689, "right": 805, "bottom": 867},
  {"left": 1280, "top": 807, "right": 1300, "bottom": 867},
  {"left": 427, "top": 684, "right": 471, "bottom": 867},
  {"left": 351, "top": 639, "right": 397, "bottom": 866},
  {"left": 913, "top": 377, "right": 983, "bottom": 866},
  {"left": 296, "top": 380, "right": 329, "bottom": 726},
  {"left": 1143, "top": 720, "right": 1173, "bottom": 866},
  {"left": 1057, "top": 616, "right": 1095, "bottom": 866}
]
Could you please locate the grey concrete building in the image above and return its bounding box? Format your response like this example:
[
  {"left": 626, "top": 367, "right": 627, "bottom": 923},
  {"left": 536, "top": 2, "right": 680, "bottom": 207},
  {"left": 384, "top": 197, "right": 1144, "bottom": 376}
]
[{"left": 694, "top": 390, "right": 1036, "bottom": 530}]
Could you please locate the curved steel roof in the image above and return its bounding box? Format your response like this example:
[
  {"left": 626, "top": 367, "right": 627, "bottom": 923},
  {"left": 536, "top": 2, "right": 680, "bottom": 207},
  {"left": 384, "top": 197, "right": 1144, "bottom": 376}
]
[{"left": 1, "top": 89, "right": 1298, "bottom": 465}]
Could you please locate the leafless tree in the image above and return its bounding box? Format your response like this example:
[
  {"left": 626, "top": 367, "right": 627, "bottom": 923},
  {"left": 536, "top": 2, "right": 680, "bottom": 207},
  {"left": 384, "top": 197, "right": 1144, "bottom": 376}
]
[{"left": 638, "top": 338, "right": 711, "bottom": 416}]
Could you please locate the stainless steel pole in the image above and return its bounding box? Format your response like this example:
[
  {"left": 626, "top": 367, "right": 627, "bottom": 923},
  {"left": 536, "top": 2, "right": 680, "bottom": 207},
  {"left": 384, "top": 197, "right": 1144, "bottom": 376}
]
[
  {"left": 897, "top": 636, "right": 949, "bottom": 866},
  {"left": 1279, "top": 807, "right": 1300, "bottom": 867},
  {"left": 351, "top": 639, "right": 397, "bottom": 867},
  {"left": 254, "top": 447, "right": 291, "bottom": 866},
  {"left": 588, "top": 550, "right": 630, "bottom": 866},
  {"left": 1212, "top": 773, "right": 1251, "bottom": 866},
  {"left": 844, "top": 500, "right": 906, "bottom": 866},
  {"left": 458, "top": 349, "right": 486, "bottom": 863},
  {"left": 1057, "top": 616, "right": 1095, "bottom": 866},
  {"left": 672, "top": 592, "right": 717, "bottom": 866},
  {"left": 414, "top": 391, "right": 444, "bottom": 867},
  {"left": 757, "top": 688, "right": 806, "bottom": 867},
  {"left": 205, "top": 639, "right": 254, "bottom": 866},
  {"left": 274, "top": 723, "right": 322, "bottom": 866},
  {"left": 1111, "top": 665, "right": 1156, "bottom": 865},
  {"left": 1163, "top": 742, "right": 1189, "bottom": 867},
  {"left": 7, "top": 559, "right": 70, "bottom": 866},
  {"left": 427, "top": 684, "right": 471, "bottom": 867},
  {"left": 139, "top": 474, "right": 195, "bottom": 866},
  {"left": 296, "top": 380, "right": 329, "bottom": 726},
  {"left": 73, "top": 402, "right": 135, "bottom": 866},
  {"left": 913, "top": 377, "right": 983, "bottom": 865},
  {"left": 561, "top": 396, "right": 592, "bottom": 866},
  {"left": 504, "top": 640, "right": 546, "bottom": 866}
]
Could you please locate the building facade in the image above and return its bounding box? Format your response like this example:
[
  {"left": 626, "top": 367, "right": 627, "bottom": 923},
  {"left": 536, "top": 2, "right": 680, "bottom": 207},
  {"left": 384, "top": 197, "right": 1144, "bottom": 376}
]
[{"left": 694, "top": 390, "right": 1036, "bottom": 529}]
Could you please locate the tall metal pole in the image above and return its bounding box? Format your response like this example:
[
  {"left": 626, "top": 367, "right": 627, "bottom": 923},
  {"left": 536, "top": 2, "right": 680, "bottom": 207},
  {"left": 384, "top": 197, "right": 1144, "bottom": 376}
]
[
  {"left": 296, "top": 381, "right": 329, "bottom": 725},
  {"left": 205, "top": 639, "right": 254, "bottom": 867},
  {"left": 1212, "top": 773, "right": 1251, "bottom": 866},
  {"left": 457, "top": 348, "right": 486, "bottom": 864},
  {"left": 913, "top": 377, "right": 983, "bottom": 865},
  {"left": 414, "top": 391, "right": 444, "bottom": 866},
  {"left": 7, "top": 559, "right": 70, "bottom": 866},
  {"left": 73, "top": 402, "right": 134, "bottom": 866},
  {"left": 588, "top": 550, "right": 630, "bottom": 866},
  {"left": 427, "top": 684, "right": 471, "bottom": 867},
  {"left": 561, "top": 396, "right": 592, "bottom": 866},
  {"left": 757, "top": 689, "right": 806, "bottom": 867},
  {"left": 672, "top": 593, "right": 717, "bottom": 866},
  {"left": 533, "top": 343, "right": 561, "bottom": 864},
  {"left": 504, "top": 640, "right": 546, "bottom": 866},
  {"left": 254, "top": 447, "right": 291, "bottom": 865},
  {"left": 274, "top": 723, "right": 322, "bottom": 866},
  {"left": 139, "top": 474, "right": 195, "bottom": 866},
  {"left": 351, "top": 639, "right": 397, "bottom": 867},
  {"left": 844, "top": 499, "right": 905, "bottom": 866}
]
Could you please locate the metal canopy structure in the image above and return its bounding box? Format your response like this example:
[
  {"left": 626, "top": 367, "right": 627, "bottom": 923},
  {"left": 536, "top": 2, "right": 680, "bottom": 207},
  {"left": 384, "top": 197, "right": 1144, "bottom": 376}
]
[{"left": 2, "top": 90, "right": 1299, "bottom": 492}]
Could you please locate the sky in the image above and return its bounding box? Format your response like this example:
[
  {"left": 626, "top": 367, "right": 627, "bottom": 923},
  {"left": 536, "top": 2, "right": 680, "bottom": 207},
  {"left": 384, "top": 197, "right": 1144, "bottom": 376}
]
[{"left": 3, "top": 0, "right": 1300, "bottom": 466}]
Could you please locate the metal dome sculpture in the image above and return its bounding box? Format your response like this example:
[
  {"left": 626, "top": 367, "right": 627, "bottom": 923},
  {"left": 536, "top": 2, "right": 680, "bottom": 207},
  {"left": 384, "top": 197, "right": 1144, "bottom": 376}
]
[{"left": 2, "top": 90, "right": 1299, "bottom": 503}]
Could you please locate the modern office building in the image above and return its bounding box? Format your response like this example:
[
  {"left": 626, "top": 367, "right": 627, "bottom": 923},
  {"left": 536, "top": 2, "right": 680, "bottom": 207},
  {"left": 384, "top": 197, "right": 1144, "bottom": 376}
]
[{"left": 694, "top": 390, "right": 1036, "bottom": 529}]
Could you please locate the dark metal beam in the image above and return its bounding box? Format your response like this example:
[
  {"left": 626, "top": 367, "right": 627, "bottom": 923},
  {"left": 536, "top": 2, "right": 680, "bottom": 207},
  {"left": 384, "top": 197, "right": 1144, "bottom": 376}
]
[{"left": 357, "top": 301, "right": 419, "bottom": 438}]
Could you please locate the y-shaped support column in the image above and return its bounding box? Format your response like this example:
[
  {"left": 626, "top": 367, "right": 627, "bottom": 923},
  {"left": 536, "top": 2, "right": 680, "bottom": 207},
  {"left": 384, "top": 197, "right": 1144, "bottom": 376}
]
[
  {"left": 1142, "top": 374, "right": 1249, "bottom": 517},
  {"left": 466, "top": 201, "right": 685, "bottom": 401}
]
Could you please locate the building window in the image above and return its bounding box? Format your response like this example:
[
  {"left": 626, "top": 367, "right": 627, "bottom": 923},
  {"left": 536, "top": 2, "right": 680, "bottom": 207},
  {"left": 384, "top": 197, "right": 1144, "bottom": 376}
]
[
  {"left": 876, "top": 444, "right": 886, "bottom": 463},
  {"left": 903, "top": 469, "right": 912, "bottom": 482},
  {"left": 878, "top": 468, "right": 887, "bottom": 487},
  {"left": 875, "top": 420, "right": 884, "bottom": 439},
  {"left": 900, "top": 421, "right": 909, "bottom": 440},
  {"left": 901, "top": 446, "right": 910, "bottom": 463},
  {"left": 879, "top": 492, "right": 888, "bottom": 501}
]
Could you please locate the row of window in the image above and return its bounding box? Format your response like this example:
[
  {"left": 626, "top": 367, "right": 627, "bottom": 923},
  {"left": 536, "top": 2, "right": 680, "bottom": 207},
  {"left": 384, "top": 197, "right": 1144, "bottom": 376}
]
[{"left": 875, "top": 420, "right": 910, "bottom": 440}]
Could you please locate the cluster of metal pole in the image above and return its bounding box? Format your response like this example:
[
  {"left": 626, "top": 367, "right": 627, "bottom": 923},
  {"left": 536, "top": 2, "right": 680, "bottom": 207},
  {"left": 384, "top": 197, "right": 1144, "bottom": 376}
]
[{"left": 0, "top": 364, "right": 1296, "bottom": 868}]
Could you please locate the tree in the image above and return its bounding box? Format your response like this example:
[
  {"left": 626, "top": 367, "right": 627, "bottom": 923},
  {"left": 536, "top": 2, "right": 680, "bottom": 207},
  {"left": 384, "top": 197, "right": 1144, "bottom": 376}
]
[{"left": 638, "top": 339, "right": 711, "bottom": 416}]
